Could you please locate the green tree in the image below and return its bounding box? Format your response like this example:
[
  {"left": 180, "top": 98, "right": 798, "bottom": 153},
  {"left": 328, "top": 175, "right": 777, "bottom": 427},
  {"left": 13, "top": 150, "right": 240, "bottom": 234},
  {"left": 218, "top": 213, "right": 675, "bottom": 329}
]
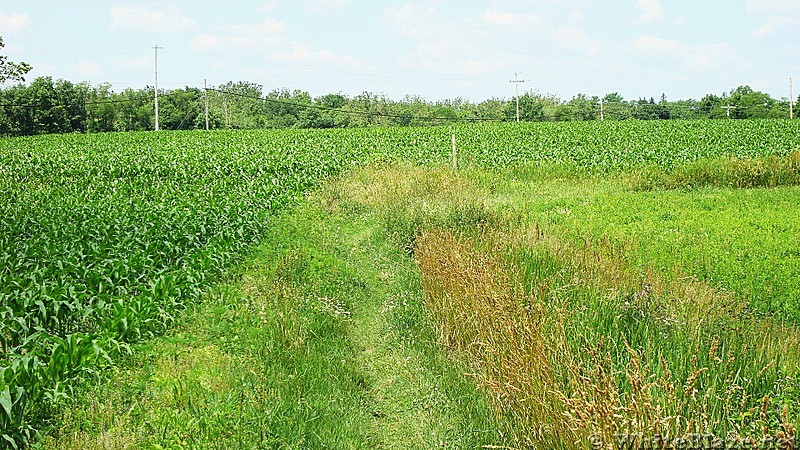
[
  {"left": 0, "top": 77, "right": 83, "bottom": 135},
  {"left": 54, "top": 79, "right": 86, "bottom": 131},
  {"left": 394, "top": 94, "right": 426, "bottom": 126},
  {"left": 699, "top": 94, "right": 725, "bottom": 119},
  {"left": 796, "top": 95, "right": 800, "bottom": 118},
  {"left": 159, "top": 87, "right": 202, "bottom": 130},
  {"left": 0, "top": 36, "right": 32, "bottom": 84},
  {"left": 473, "top": 98, "right": 506, "bottom": 121},
  {"left": 114, "top": 88, "right": 153, "bottom": 131},
  {"left": 344, "top": 92, "right": 391, "bottom": 127},
  {"left": 85, "top": 83, "right": 117, "bottom": 132},
  {"left": 263, "top": 88, "right": 312, "bottom": 128},
  {"left": 669, "top": 99, "right": 702, "bottom": 120},
  {"left": 505, "top": 92, "right": 545, "bottom": 122},
  {"left": 315, "top": 93, "right": 349, "bottom": 127},
  {"left": 210, "top": 81, "right": 264, "bottom": 129},
  {"left": 604, "top": 92, "right": 625, "bottom": 103},
  {"left": 633, "top": 97, "right": 669, "bottom": 120},
  {"left": 0, "top": 83, "right": 29, "bottom": 135},
  {"left": 729, "top": 85, "right": 777, "bottom": 119},
  {"left": 558, "top": 94, "right": 598, "bottom": 121},
  {"left": 602, "top": 93, "right": 632, "bottom": 120}
]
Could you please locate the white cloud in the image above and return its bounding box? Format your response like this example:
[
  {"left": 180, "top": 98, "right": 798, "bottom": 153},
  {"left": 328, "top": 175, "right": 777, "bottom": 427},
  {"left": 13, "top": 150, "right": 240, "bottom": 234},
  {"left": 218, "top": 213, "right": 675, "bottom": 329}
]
[
  {"left": 746, "top": 0, "right": 800, "bottom": 38},
  {"left": 110, "top": 6, "right": 196, "bottom": 33},
  {"left": 746, "top": 0, "right": 800, "bottom": 14},
  {"left": 267, "top": 43, "right": 359, "bottom": 69},
  {"left": 384, "top": 3, "right": 440, "bottom": 39},
  {"left": 0, "top": 9, "right": 28, "bottom": 32},
  {"left": 630, "top": 36, "right": 741, "bottom": 72},
  {"left": 300, "top": 0, "right": 350, "bottom": 14},
  {"left": 111, "top": 56, "right": 150, "bottom": 71},
  {"left": 191, "top": 19, "right": 361, "bottom": 72},
  {"left": 260, "top": 1, "right": 278, "bottom": 13},
  {"left": 232, "top": 20, "right": 288, "bottom": 36},
  {"left": 686, "top": 43, "right": 740, "bottom": 71},
  {"left": 1, "top": 42, "right": 22, "bottom": 53},
  {"left": 632, "top": 35, "right": 684, "bottom": 56},
  {"left": 555, "top": 27, "right": 600, "bottom": 56},
  {"left": 567, "top": 9, "right": 586, "bottom": 24},
  {"left": 752, "top": 16, "right": 800, "bottom": 37},
  {"left": 481, "top": 9, "right": 541, "bottom": 27},
  {"left": 26, "top": 63, "right": 57, "bottom": 81},
  {"left": 70, "top": 60, "right": 104, "bottom": 78},
  {"left": 634, "top": 0, "right": 665, "bottom": 24},
  {"left": 394, "top": 35, "right": 512, "bottom": 78},
  {"left": 191, "top": 19, "right": 287, "bottom": 52},
  {"left": 259, "top": 0, "right": 350, "bottom": 14},
  {"left": 387, "top": 4, "right": 605, "bottom": 86}
]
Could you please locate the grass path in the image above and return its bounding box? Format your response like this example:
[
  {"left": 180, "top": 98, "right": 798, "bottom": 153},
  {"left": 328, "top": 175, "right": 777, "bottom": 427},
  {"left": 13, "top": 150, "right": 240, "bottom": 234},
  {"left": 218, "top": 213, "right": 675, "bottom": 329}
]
[
  {"left": 342, "top": 224, "right": 498, "bottom": 449},
  {"left": 36, "top": 187, "right": 501, "bottom": 449}
]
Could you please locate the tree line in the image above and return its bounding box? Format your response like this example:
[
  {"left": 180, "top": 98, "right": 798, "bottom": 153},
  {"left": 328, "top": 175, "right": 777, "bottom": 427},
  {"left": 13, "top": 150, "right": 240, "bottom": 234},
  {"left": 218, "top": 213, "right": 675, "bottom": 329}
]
[
  {"left": 1, "top": 77, "right": 796, "bottom": 137},
  {"left": 0, "top": 77, "right": 789, "bottom": 136},
  {"left": 0, "top": 36, "right": 797, "bottom": 137}
]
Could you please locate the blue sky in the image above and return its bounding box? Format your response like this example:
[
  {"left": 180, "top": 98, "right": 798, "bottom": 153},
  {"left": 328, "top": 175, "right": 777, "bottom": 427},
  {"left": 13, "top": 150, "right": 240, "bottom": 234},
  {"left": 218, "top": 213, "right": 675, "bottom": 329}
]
[{"left": 1, "top": 0, "right": 799, "bottom": 102}]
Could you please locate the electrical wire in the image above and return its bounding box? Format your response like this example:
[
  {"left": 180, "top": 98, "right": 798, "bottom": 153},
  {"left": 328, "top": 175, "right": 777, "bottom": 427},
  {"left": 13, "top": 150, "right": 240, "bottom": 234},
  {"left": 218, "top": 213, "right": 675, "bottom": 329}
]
[
  {"left": 0, "top": 89, "right": 192, "bottom": 109},
  {"left": 207, "top": 88, "right": 506, "bottom": 123}
]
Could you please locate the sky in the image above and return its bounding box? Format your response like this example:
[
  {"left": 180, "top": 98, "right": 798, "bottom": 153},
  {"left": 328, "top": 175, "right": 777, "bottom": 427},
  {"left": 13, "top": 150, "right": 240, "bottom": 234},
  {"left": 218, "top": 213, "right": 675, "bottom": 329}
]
[{"left": 1, "top": 0, "right": 799, "bottom": 102}]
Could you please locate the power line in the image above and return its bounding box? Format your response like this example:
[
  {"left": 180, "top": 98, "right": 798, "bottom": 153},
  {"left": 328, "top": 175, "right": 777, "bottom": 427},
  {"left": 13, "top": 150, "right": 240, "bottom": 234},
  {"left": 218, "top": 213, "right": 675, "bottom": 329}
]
[
  {"left": 207, "top": 88, "right": 505, "bottom": 123},
  {"left": 0, "top": 89, "right": 190, "bottom": 109}
]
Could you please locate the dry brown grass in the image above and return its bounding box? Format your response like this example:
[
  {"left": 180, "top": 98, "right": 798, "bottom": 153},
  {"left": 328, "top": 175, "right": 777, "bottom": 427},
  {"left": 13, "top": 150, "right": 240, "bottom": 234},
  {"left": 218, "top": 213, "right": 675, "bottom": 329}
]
[
  {"left": 416, "top": 226, "right": 800, "bottom": 448},
  {"left": 416, "top": 229, "right": 571, "bottom": 447}
]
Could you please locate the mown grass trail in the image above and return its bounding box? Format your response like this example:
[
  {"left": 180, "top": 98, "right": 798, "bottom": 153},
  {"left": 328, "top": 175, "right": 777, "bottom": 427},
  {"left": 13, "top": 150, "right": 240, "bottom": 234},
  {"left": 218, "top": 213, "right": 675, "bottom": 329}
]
[{"left": 37, "top": 183, "right": 501, "bottom": 449}]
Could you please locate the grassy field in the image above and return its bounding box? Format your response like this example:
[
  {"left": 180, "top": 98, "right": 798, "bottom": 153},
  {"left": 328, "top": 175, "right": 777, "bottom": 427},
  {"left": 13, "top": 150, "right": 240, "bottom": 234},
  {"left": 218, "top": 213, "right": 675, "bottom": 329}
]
[
  {"left": 351, "top": 162, "right": 800, "bottom": 447},
  {"left": 2, "top": 121, "right": 800, "bottom": 448}
]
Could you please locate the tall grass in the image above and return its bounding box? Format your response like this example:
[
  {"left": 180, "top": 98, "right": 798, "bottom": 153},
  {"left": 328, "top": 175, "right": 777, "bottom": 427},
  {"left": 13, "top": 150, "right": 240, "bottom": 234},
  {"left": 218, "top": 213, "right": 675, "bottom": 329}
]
[
  {"left": 416, "top": 228, "right": 799, "bottom": 448},
  {"left": 633, "top": 150, "right": 800, "bottom": 190},
  {"left": 346, "top": 163, "right": 800, "bottom": 448}
]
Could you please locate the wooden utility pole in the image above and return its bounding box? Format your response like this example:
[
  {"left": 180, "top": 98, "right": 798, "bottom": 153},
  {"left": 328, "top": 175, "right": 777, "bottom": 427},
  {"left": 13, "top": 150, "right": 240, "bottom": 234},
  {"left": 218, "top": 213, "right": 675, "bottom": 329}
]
[
  {"left": 599, "top": 97, "right": 605, "bottom": 121},
  {"left": 153, "top": 45, "right": 163, "bottom": 131},
  {"left": 509, "top": 73, "right": 525, "bottom": 122},
  {"left": 791, "top": 77, "right": 794, "bottom": 120},
  {"left": 451, "top": 133, "right": 457, "bottom": 171},
  {"left": 204, "top": 79, "right": 210, "bottom": 130}
]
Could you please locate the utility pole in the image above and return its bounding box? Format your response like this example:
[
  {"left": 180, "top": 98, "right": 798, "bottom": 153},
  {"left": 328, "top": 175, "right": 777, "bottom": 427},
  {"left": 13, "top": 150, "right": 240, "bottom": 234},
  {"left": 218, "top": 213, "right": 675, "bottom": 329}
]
[
  {"left": 599, "top": 97, "right": 605, "bottom": 121},
  {"left": 451, "top": 133, "right": 458, "bottom": 171},
  {"left": 509, "top": 73, "right": 525, "bottom": 122},
  {"left": 204, "top": 79, "right": 210, "bottom": 130},
  {"left": 153, "top": 45, "right": 163, "bottom": 131},
  {"left": 791, "top": 77, "right": 794, "bottom": 120},
  {"left": 721, "top": 102, "right": 736, "bottom": 119}
]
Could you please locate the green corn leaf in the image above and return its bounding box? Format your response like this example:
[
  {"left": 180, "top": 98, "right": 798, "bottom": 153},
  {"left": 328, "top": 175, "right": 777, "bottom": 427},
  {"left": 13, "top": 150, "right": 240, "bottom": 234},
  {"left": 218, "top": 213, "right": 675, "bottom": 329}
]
[{"left": 0, "top": 386, "right": 13, "bottom": 419}]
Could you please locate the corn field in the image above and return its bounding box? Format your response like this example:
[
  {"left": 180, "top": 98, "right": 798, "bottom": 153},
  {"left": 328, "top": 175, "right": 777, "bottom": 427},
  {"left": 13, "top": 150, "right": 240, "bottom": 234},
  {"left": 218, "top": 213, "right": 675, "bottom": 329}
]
[{"left": 1, "top": 120, "right": 799, "bottom": 446}]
